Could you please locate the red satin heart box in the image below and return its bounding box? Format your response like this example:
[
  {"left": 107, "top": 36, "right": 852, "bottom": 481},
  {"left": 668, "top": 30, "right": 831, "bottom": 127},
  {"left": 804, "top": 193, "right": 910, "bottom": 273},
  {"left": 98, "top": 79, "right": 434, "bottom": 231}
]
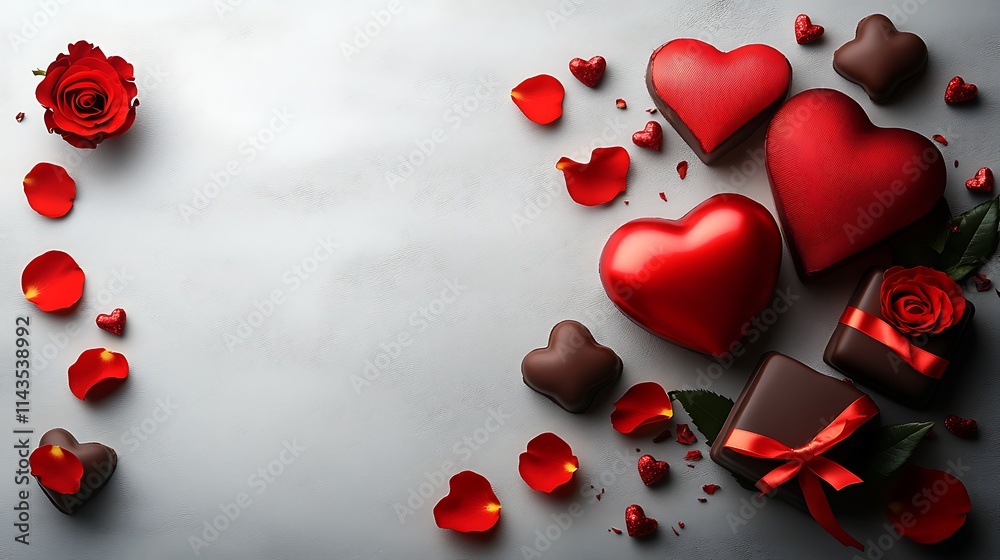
[
  {"left": 646, "top": 39, "right": 792, "bottom": 164},
  {"left": 599, "top": 193, "right": 782, "bottom": 356},
  {"left": 765, "top": 88, "right": 946, "bottom": 281}
]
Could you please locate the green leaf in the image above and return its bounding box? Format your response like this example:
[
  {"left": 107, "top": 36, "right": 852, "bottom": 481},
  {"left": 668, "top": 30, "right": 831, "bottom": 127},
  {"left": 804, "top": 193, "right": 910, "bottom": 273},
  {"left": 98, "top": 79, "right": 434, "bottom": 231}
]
[
  {"left": 939, "top": 197, "right": 1000, "bottom": 280},
  {"left": 866, "top": 422, "right": 934, "bottom": 478},
  {"left": 31, "top": 68, "right": 46, "bottom": 76},
  {"left": 669, "top": 390, "right": 734, "bottom": 447}
]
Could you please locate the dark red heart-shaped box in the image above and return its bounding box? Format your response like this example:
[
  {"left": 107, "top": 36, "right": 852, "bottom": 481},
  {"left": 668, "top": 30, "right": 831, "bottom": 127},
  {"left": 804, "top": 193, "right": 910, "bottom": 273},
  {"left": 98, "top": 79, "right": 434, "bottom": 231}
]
[
  {"left": 599, "top": 193, "right": 782, "bottom": 356},
  {"left": 646, "top": 39, "right": 791, "bottom": 164},
  {"left": 765, "top": 88, "right": 946, "bottom": 281}
]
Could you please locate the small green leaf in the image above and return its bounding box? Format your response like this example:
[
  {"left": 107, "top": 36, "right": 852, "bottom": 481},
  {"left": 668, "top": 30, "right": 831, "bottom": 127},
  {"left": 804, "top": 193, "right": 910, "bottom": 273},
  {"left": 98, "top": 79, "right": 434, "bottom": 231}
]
[
  {"left": 32, "top": 68, "right": 46, "bottom": 76},
  {"left": 669, "top": 390, "right": 734, "bottom": 447},
  {"left": 939, "top": 197, "right": 999, "bottom": 280},
  {"left": 867, "top": 422, "right": 934, "bottom": 478}
]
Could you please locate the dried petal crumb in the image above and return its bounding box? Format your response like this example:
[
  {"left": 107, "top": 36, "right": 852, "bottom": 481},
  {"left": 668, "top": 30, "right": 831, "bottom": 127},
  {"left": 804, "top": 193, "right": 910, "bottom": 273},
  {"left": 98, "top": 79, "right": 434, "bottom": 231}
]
[{"left": 616, "top": 98, "right": 627, "bottom": 109}]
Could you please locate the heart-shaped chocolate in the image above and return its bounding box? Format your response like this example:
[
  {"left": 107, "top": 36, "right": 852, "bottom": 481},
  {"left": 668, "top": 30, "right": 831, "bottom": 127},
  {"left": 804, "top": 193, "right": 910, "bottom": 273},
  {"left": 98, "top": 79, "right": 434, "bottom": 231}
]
[
  {"left": 521, "top": 321, "right": 622, "bottom": 413},
  {"left": 625, "top": 504, "right": 658, "bottom": 537},
  {"left": 35, "top": 428, "right": 117, "bottom": 514},
  {"left": 646, "top": 39, "right": 791, "bottom": 164},
  {"left": 834, "top": 14, "right": 927, "bottom": 103},
  {"left": 765, "top": 89, "right": 945, "bottom": 281},
  {"left": 637, "top": 454, "right": 669, "bottom": 486},
  {"left": 599, "top": 193, "right": 782, "bottom": 356},
  {"left": 96, "top": 307, "right": 126, "bottom": 335}
]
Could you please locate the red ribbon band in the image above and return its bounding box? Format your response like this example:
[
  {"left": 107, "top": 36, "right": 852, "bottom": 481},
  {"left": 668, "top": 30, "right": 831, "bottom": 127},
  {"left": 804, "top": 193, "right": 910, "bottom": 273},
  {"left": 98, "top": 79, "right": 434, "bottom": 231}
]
[
  {"left": 839, "top": 306, "right": 949, "bottom": 379},
  {"left": 724, "top": 395, "right": 879, "bottom": 550}
]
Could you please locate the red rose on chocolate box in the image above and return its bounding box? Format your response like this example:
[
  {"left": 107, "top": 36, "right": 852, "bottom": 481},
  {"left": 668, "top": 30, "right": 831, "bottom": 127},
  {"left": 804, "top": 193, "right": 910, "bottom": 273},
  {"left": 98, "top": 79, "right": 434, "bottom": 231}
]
[
  {"left": 35, "top": 41, "right": 138, "bottom": 149},
  {"left": 880, "top": 266, "right": 965, "bottom": 336}
]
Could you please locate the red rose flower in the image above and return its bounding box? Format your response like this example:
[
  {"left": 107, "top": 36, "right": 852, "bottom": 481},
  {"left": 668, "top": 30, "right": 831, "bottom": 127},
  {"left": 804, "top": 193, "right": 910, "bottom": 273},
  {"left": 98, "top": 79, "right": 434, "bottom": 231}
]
[
  {"left": 35, "top": 41, "right": 138, "bottom": 149},
  {"left": 880, "top": 266, "right": 965, "bottom": 336}
]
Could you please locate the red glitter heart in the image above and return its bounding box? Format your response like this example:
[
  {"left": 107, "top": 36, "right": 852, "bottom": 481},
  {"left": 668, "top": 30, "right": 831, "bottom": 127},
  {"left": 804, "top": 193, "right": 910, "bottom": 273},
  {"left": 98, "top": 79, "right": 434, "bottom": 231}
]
[
  {"left": 96, "top": 308, "right": 127, "bottom": 335},
  {"left": 965, "top": 167, "right": 994, "bottom": 193},
  {"left": 945, "top": 76, "right": 978, "bottom": 104},
  {"left": 794, "top": 14, "right": 825, "bottom": 44},
  {"left": 569, "top": 55, "right": 606, "bottom": 88},
  {"left": 625, "top": 504, "right": 658, "bottom": 537},
  {"left": 631, "top": 121, "right": 662, "bottom": 151},
  {"left": 637, "top": 454, "right": 669, "bottom": 486}
]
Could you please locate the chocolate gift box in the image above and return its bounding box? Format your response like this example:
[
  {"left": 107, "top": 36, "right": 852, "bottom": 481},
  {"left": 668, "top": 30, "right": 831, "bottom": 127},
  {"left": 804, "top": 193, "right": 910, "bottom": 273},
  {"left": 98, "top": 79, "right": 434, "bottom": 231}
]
[
  {"left": 824, "top": 267, "right": 974, "bottom": 407},
  {"left": 710, "top": 352, "right": 880, "bottom": 549}
]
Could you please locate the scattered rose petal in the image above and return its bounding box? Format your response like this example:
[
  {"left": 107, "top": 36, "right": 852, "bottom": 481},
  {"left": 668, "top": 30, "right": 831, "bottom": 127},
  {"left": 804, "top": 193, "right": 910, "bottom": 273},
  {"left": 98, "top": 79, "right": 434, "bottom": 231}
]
[
  {"left": 672, "top": 526, "right": 680, "bottom": 536},
  {"left": 686, "top": 464, "right": 695, "bottom": 468},
  {"left": 965, "top": 167, "right": 994, "bottom": 193},
  {"left": 610, "top": 527, "right": 622, "bottom": 534},
  {"left": 676, "top": 160, "right": 688, "bottom": 179},
  {"left": 676, "top": 424, "right": 697, "bottom": 445},
  {"left": 616, "top": 98, "right": 627, "bottom": 109},
  {"left": 623, "top": 199, "right": 629, "bottom": 205},
  {"left": 511, "top": 75, "right": 564, "bottom": 125},
  {"left": 955, "top": 160, "right": 960, "bottom": 168},
  {"left": 22, "top": 250, "right": 85, "bottom": 312},
  {"left": 611, "top": 382, "right": 673, "bottom": 434},
  {"left": 887, "top": 466, "right": 970, "bottom": 544},
  {"left": 658, "top": 192, "right": 667, "bottom": 202},
  {"left": 637, "top": 454, "right": 669, "bottom": 486},
  {"left": 646, "top": 107, "right": 657, "bottom": 114},
  {"left": 625, "top": 504, "right": 657, "bottom": 537},
  {"left": 932, "top": 134, "right": 948, "bottom": 145},
  {"left": 794, "top": 14, "right": 824, "bottom": 44},
  {"left": 518, "top": 432, "right": 579, "bottom": 493},
  {"left": 68, "top": 348, "right": 129, "bottom": 400},
  {"left": 944, "top": 415, "right": 978, "bottom": 439},
  {"left": 556, "top": 146, "right": 630, "bottom": 206},
  {"left": 632, "top": 121, "right": 662, "bottom": 151},
  {"left": 972, "top": 274, "right": 992, "bottom": 292},
  {"left": 433, "top": 471, "right": 501, "bottom": 532},
  {"left": 29, "top": 445, "right": 83, "bottom": 494},
  {"left": 652, "top": 428, "right": 672, "bottom": 443},
  {"left": 96, "top": 308, "right": 127, "bottom": 335},
  {"left": 16, "top": 112, "right": 25, "bottom": 122},
  {"left": 23, "top": 162, "right": 76, "bottom": 218},
  {"left": 945, "top": 76, "right": 978, "bottom": 104},
  {"left": 697, "top": 497, "right": 708, "bottom": 503},
  {"left": 568, "top": 55, "right": 606, "bottom": 87},
  {"left": 684, "top": 450, "right": 702, "bottom": 461},
  {"left": 678, "top": 522, "right": 685, "bottom": 529},
  {"left": 702, "top": 484, "right": 721, "bottom": 495}
]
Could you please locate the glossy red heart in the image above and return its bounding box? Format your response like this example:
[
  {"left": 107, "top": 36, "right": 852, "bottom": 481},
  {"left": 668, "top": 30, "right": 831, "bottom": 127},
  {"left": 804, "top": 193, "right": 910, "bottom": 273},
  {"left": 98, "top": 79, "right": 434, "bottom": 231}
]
[
  {"left": 646, "top": 39, "right": 791, "bottom": 164},
  {"left": 599, "top": 193, "right": 782, "bottom": 356},
  {"left": 765, "top": 88, "right": 946, "bottom": 281}
]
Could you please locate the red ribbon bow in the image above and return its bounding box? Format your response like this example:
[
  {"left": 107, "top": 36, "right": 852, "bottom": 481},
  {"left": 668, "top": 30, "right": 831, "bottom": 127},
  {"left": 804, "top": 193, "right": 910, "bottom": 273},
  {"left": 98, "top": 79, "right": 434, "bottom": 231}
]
[
  {"left": 724, "top": 395, "right": 879, "bottom": 550},
  {"left": 839, "top": 306, "right": 949, "bottom": 379}
]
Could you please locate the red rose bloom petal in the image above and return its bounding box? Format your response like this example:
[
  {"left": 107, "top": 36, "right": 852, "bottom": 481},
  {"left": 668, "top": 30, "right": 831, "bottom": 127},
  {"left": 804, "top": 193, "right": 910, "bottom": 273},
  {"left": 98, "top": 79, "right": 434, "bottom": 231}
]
[
  {"left": 433, "top": 471, "right": 501, "bottom": 532},
  {"left": 677, "top": 160, "right": 688, "bottom": 179},
  {"left": 684, "top": 450, "right": 703, "bottom": 461},
  {"left": 880, "top": 266, "right": 966, "bottom": 336},
  {"left": 676, "top": 424, "right": 697, "bottom": 445},
  {"left": 702, "top": 484, "right": 721, "bottom": 495},
  {"left": 611, "top": 382, "right": 673, "bottom": 434},
  {"left": 21, "top": 250, "right": 85, "bottom": 312},
  {"left": 945, "top": 76, "right": 978, "bottom": 104},
  {"left": 29, "top": 444, "right": 84, "bottom": 494},
  {"left": 519, "top": 432, "right": 579, "bottom": 493},
  {"left": 68, "top": 348, "right": 129, "bottom": 400},
  {"left": 556, "top": 146, "right": 630, "bottom": 206},
  {"left": 511, "top": 75, "right": 564, "bottom": 125},
  {"left": 887, "top": 466, "right": 971, "bottom": 544},
  {"left": 23, "top": 162, "right": 76, "bottom": 218}
]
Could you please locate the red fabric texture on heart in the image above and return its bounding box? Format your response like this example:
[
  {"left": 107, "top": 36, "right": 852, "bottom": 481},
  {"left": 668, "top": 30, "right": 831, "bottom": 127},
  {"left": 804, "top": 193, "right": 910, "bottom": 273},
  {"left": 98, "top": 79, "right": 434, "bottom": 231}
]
[
  {"left": 518, "top": 433, "right": 579, "bottom": 493},
  {"left": 600, "top": 193, "right": 782, "bottom": 356},
  {"left": 765, "top": 88, "right": 945, "bottom": 281}
]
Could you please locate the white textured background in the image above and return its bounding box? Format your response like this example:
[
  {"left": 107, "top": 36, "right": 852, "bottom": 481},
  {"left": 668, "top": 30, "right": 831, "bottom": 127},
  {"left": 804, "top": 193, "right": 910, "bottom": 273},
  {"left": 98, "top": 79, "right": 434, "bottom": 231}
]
[{"left": 1, "top": 1, "right": 997, "bottom": 559}]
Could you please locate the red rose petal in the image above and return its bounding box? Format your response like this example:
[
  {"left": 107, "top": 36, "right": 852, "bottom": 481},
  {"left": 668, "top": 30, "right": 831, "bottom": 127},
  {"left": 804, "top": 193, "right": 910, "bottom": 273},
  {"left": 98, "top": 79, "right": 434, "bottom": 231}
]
[
  {"left": 518, "top": 432, "right": 579, "bottom": 493},
  {"left": 433, "top": 471, "right": 501, "bottom": 532},
  {"left": 23, "top": 162, "right": 76, "bottom": 218},
  {"left": 658, "top": 192, "right": 667, "bottom": 202},
  {"left": 29, "top": 444, "right": 83, "bottom": 494},
  {"left": 702, "top": 483, "right": 721, "bottom": 495},
  {"left": 611, "top": 382, "right": 673, "bottom": 434},
  {"left": 887, "top": 466, "right": 971, "bottom": 544},
  {"left": 955, "top": 160, "right": 960, "bottom": 168},
  {"left": 616, "top": 98, "right": 627, "bottom": 109},
  {"left": 21, "top": 250, "right": 85, "bottom": 312},
  {"left": 16, "top": 111, "right": 25, "bottom": 122},
  {"left": 511, "top": 75, "right": 564, "bottom": 125},
  {"left": 676, "top": 160, "right": 688, "bottom": 179},
  {"left": 678, "top": 521, "right": 685, "bottom": 529},
  {"left": 676, "top": 424, "right": 697, "bottom": 445},
  {"left": 965, "top": 167, "right": 994, "bottom": 193},
  {"left": 945, "top": 76, "right": 978, "bottom": 104},
  {"left": 794, "top": 14, "right": 824, "bottom": 44},
  {"left": 697, "top": 498, "right": 708, "bottom": 503},
  {"left": 932, "top": 134, "right": 948, "bottom": 145},
  {"left": 568, "top": 55, "right": 606, "bottom": 88},
  {"left": 972, "top": 274, "right": 992, "bottom": 292},
  {"left": 556, "top": 146, "right": 630, "bottom": 206},
  {"left": 684, "top": 450, "right": 703, "bottom": 461},
  {"left": 610, "top": 527, "right": 622, "bottom": 534},
  {"left": 646, "top": 107, "right": 657, "bottom": 114},
  {"left": 68, "top": 348, "right": 129, "bottom": 400}
]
